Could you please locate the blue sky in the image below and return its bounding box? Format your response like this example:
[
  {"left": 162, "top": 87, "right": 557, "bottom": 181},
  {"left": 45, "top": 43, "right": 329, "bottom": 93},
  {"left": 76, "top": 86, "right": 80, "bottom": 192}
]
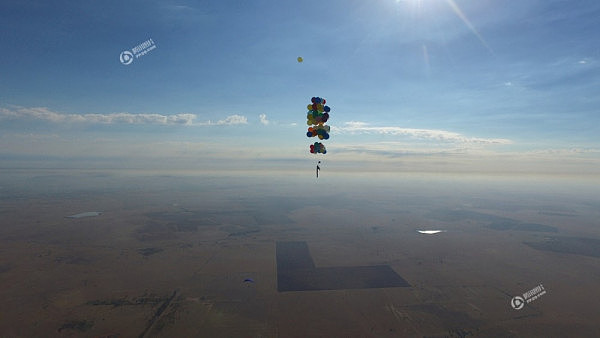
[{"left": 1, "top": 0, "right": 599, "bottom": 174}]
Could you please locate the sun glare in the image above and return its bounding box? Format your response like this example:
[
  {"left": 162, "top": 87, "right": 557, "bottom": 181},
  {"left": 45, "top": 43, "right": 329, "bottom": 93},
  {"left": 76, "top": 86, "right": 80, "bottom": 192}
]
[
  {"left": 445, "top": 0, "right": 494, "bottom": 54},
  {"left": 394, "top": 0, "right": 494, "bottom": 55},
  {"left": 396, "top": 0, "right": 425, "bottom": 8}
]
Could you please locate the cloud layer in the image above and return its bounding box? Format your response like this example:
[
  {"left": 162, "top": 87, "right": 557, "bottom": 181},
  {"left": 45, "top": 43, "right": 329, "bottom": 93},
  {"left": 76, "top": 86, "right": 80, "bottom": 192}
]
[
  {"left": 336, "top": 121, "right": 512, "bottom": 145},
  {"left": 0, "top": 106, "right": 247, "bottom": 126}
]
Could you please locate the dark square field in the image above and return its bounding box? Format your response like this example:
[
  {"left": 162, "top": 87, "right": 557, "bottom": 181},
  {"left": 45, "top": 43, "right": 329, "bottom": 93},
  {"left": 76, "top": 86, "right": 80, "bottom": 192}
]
[{"left": 276, "top": 241, "right": 410, "bottom": 292}]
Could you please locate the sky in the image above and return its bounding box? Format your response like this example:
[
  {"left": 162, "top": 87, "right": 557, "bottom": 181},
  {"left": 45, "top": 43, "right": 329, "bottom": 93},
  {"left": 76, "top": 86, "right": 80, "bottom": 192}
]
[{"left": 1, "top": 0, "right": 599, "bottom": 175}]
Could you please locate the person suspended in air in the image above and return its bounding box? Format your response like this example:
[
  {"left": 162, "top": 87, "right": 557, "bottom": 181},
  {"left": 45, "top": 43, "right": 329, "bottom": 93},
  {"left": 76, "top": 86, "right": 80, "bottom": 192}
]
[{"left": 316, "top": 161, "right": 321, "bottom": 178}]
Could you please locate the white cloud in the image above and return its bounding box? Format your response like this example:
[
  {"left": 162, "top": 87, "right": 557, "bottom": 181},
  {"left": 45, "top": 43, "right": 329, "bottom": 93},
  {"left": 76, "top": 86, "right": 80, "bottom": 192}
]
[
  {"left": 334, "top": 142, "right": 469, "bottom": 157},
  {"left": 336, "top": 121, "right": 512, "bottom": 145},
  {"left": 259, "top": 113, "right": 269, "bottom": 125},
  {"left": 524, "top": 148, "right": 600, "bottom": 156},
  {"left": 0, "top": 106, "right": 248, "bottom": 126},
  {"left": 205, "top": 114, "right": 248, "bottom": 125}
]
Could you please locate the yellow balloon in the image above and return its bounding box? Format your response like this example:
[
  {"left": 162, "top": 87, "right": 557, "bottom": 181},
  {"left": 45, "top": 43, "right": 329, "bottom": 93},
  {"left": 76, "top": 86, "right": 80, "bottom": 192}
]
[{"left": 297, "top": 56, "right": 303, "bottom": 63}]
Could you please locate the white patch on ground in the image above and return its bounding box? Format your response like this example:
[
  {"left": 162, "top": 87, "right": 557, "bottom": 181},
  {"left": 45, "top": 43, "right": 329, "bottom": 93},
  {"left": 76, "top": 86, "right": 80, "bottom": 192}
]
[
  {"left": 417, "top": 230, "right": 446, "bottom": 234},
  {"left": 66, "top": 211, "right": 102, "bottom": 218}
]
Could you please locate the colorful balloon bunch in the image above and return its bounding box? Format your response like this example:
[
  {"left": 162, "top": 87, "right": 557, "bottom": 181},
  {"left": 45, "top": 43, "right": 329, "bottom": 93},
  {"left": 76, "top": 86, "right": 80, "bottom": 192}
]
[
  {"left": 306, "top": 97, "right": 331, "bottom": 154},
  {"left": 306, "top": 97, "right": 330, "bottom": 126},
  {"left": 306, "top": 110, "right": 329, "bottom": 125},
  {"left": 306, "top": 125, "right": 330, "bottom": 139},
  {"left": 310, "top": 142, "right": 327, "bottom": 154}
]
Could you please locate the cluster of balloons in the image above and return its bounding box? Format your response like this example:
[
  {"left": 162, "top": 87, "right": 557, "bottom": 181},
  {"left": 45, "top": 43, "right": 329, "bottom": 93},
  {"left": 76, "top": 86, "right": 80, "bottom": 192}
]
[
  {"left": 306, "top": 125, "right": 330, "bottom": 139},
  {"left": 306, "top": 97, "right": 331, "bottom": 154},
  {"left": 310, "top": 142, "right": 327, "bottom": 154},
  {"left": 306, "top": 110, "right": 330, "bottom": 125},
  {"left": 306, "top": 98, "right": 330, "bottom": 125}
]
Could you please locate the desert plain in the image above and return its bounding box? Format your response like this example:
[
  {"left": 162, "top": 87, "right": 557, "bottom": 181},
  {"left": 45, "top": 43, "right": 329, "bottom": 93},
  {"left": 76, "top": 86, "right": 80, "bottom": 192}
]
[{"left": 1, "top": 169, "right": 599, "bottom": 337}]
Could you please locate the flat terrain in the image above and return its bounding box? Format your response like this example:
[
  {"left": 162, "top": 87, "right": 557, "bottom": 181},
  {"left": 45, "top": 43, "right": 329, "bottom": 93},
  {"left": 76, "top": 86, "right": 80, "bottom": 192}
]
[
  {"left": 1, "top": 170, "right": 599, "bottom": 337},
  {"left": 276, "top": 241, "right": 410, "bottom": 291}
]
